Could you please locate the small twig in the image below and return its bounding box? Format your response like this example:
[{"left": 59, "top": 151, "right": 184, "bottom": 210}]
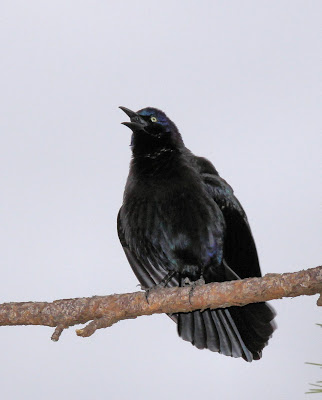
[
  {"left": 51, "top": 324, "right": 66, "bottom": 341},
  {"left": 0, "top": 266, "right": 321, "bottom": 340},
  {"left": 76, "top": 315, "right": 121, "bottom": 337}
]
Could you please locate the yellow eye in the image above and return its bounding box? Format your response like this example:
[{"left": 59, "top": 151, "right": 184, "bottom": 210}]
[{"left": 150, "top": 116, "right": 158, "bottom": 122}]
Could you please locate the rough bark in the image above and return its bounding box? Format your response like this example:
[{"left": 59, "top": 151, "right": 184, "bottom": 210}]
[{"left": 0, "top": 266, "right": 321, "bottom": 341}]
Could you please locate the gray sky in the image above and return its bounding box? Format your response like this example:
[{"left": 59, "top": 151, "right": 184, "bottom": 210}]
[{"left": 0, "top": 1, "right": 321, "bottom": 399}]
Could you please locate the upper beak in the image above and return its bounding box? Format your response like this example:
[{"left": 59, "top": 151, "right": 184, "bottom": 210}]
[
  {"left": 119, "top": 106, "right": 138, "bottom": 119},
  {"left": 119, "top": 106, "right": 148, "bottom": 131}
]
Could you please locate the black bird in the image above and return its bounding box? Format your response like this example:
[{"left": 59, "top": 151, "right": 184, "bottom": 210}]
[{"left": 117, "top": 106, "right": 276, "bottom": 361}]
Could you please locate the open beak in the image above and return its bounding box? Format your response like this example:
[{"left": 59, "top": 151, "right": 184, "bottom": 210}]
[{"left": 119, "top": 106, "right": 148, "bottom": 131}]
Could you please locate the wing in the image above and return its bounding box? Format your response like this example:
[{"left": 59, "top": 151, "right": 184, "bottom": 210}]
[
  {"left": 195, "top": 156, "right": 262, "bottom": 279},
  {"left": 117, "top": 208, "right": 180, "bottom": 289},
  {"left": 117, "top": 207, "right": 180, "bottom": 323}
]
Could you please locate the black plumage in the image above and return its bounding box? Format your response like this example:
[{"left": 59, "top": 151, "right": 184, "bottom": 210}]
[{"left": 117, "top": 106, "right": 276, "bottom": 361}]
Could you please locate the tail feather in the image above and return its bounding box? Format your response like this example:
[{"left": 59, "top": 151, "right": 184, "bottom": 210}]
[
  {"left": 192, "top": 311, "right": 207, "bottom": 349},
  {"left": 210, "top": 310, "right": 233, "bottom": 356},
  {"left": 202, "top": 310, "right": 220, "bottom": 352},
  {"left": 177, "top": 302, "right": 276, "bottom": 362},
  {"left": 178, "top": 312, "right": 194, "bottom": 342},
  {"left": 228, "top": 303, "right": 276, "bottom": 354},
  {"left": 219, "top": 309, "right": 253, "bottom": 361}
]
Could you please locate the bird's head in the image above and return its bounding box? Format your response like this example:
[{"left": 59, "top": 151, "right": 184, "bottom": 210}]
[{"left": 119, "top": 106, "right": 184, "bottom": 157}]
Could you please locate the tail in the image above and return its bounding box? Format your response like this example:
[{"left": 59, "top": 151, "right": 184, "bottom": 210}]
[{"left": 177, "top": 302, "right": 276, "bottom": 362}]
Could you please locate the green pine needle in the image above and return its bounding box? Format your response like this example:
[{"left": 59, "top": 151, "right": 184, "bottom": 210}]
[{"left": 305, "top": 325, "right": 321, "bottom": 394}]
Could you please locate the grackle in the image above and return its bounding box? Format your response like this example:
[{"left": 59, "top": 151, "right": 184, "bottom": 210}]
[{"left": 117, "top": 106, "right": 276, "bottom": 361}]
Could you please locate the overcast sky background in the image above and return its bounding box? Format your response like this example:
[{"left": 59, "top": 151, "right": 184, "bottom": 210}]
[{"left": 0, "top": 1, "right": 321, "bottom": 399}]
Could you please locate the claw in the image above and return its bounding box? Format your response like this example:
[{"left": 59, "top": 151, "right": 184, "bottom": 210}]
[
  {"left": 188, "top": 286, "right": 194, "bottom": 305},
  {"left": 145, "top": 288, "right": 151, "bottom": 304},
  {"left": 144, "top": 282, "right": 165, "bottom": 304},
  {"left": 181, "top": 276, "right": 206, "bottom": 305},
  {"left": 144, "top": 271, "right": 177, "bottom": 304}
]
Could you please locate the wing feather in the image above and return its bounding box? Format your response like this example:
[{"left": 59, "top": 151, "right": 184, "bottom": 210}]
[{"left": 195, "top": 156, "right": 262, "bottom": 278}]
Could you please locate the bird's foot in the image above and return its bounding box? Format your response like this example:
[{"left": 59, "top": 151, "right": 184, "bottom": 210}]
[
  {"left": 182, "top": 276, "right": 206, "bottom": 305},
  {"left": 144, "top": 271, "right": 176, "bottom": 304},
  {"left": 144, "top": 282, "right": 166, "bottom": 304}
]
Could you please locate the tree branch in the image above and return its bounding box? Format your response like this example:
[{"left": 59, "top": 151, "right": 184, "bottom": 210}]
[{"left": 0, "top": 266, "right": 321, "bottom": 341}]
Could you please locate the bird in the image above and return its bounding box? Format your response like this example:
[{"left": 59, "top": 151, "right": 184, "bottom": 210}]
[{"left": 117, "top": 106, "right": 276, "bottom": 362}]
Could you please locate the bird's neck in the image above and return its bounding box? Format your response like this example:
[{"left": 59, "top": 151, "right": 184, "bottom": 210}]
[
  {"left": 130, "top": 132, "right": 182, "bottom": 177},
  {"left": 131, "top": 147, "right": 180, "bottom": 177}
]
